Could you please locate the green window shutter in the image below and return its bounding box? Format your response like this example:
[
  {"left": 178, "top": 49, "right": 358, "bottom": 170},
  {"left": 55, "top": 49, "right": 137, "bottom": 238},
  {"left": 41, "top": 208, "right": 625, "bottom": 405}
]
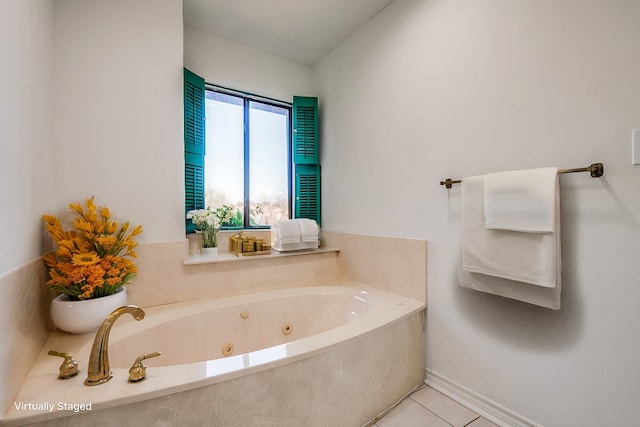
[
  {"left": 293, "top": 96, "right": 320, "bottom": 225},
  {"left": 295, "top": 164, "right": 321, "bottom": 224},
  {"left": 184, "top": 68, "right": 205, "bottom": 156},
  {"left": 184, "top": 68, "right": 205, "bottom": 233},
  {"left": 292, "top": 96, "right": 318, "bottom": 164}
]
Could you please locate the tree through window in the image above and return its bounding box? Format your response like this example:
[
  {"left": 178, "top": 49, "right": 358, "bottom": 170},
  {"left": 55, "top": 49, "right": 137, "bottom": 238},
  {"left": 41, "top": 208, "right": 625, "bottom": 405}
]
[{"left": 204, "top": 89, "right": 291, "bottom": 228}]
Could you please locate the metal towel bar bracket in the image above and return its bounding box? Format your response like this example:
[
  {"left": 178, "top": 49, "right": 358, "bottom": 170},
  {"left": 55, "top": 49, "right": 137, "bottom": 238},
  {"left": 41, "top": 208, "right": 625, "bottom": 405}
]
[{"left": 439, "top": 162, "right": 604, "bottom": 189}]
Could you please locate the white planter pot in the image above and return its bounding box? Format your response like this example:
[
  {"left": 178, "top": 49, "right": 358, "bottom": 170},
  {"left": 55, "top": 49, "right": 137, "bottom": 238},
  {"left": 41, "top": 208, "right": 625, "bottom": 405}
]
[
  {"left": 201, "top": 247, "right": 218, "bottom": 259},
  {"left": 50, "top": 286, "right": 128, "bottom": 334}
]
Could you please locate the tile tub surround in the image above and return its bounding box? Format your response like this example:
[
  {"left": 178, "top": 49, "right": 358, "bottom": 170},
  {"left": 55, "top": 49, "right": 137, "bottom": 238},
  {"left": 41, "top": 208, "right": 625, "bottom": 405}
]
[
  {"left": 127, "top": 231, "right": 427, "bottom": 308},
  {"left": 0, "top": 231, "right": 427, "bottom": 421},
  {"left": 321, "top": 231, "right": 427, "bottom": 304},
  {"left": 128, "top": 239, "right": 342, "bottom": 308},
  {"left": 2, "top": 285, "right": 425, "bottom": 426},
  {"left": 0, "top": 260, "right": 51, "bottom": 419}
]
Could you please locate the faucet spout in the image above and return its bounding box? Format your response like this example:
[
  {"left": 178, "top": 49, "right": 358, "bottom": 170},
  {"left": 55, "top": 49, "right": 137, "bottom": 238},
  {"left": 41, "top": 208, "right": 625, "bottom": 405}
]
[{"left": 84, "top": 305, "right": 145, "bottom": 386}]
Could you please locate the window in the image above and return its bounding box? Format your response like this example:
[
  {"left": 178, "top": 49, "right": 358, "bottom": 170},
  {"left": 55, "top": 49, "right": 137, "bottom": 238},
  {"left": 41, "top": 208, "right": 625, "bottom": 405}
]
[
  {"left": 184, "top": 68, "right": 320, "bottom": 233},
  {"left": 204, "top": 89, "right": 291, "bottom": 228}
]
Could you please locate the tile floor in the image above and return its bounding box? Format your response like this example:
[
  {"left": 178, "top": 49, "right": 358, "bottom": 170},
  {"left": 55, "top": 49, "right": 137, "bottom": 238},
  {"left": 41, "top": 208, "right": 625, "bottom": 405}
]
[{"left": 373, "top": 385, "right": 499, "bottom": 427}]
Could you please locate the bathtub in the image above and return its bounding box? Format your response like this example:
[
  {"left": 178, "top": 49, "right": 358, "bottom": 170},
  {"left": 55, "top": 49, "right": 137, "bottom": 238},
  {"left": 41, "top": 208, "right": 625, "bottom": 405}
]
[{"left": 2, "top": 283, "right": 425, "bottom": 426}]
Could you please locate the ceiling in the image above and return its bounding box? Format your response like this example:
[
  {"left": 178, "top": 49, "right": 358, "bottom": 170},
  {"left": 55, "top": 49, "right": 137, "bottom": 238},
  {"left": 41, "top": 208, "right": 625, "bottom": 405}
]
[{"left": 183, "top": 0, "right": 394, "bottom": 66}]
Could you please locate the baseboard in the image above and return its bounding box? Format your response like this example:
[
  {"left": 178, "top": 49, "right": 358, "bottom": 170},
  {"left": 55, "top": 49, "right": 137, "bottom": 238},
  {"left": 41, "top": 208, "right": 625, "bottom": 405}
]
[{"left": 425, "top": 370, "right": 544, "bottom": 427}]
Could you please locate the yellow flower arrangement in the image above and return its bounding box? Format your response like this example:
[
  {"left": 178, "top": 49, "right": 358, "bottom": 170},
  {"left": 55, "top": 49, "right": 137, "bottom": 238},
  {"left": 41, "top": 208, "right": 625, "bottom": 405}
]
[{"left": 42, "top": 197, "right": 143, "bottom": 300}]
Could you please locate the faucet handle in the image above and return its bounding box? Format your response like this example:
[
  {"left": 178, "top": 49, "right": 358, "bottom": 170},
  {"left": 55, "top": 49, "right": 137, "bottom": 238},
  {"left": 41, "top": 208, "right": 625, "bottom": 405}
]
[
  {"left": 128, "top": 351, "right": 161, "bottom": 383},
  {"left": 48, "top": 350, "right": 79, "bottom": 379}
]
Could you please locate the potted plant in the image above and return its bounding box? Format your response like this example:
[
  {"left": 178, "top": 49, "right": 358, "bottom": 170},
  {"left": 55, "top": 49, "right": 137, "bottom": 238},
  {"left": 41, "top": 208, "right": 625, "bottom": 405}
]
[
  {"left": 42, "top": 197, "right": 142, "bottom": 334},
  {"left": 187, "top": 205, "right": 239, "bottom": 258}
]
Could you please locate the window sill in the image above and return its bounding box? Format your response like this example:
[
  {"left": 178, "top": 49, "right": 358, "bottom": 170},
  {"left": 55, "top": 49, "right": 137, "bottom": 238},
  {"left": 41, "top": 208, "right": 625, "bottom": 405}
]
[{"left": 183, "top": 247, "right": 340, "bottom": 265}]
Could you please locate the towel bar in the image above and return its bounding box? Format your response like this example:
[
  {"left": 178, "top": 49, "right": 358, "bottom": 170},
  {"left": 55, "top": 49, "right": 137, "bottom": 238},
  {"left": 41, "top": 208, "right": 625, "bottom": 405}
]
[{"left": 440, "top": 162, "right": 604, "bottom": 189}]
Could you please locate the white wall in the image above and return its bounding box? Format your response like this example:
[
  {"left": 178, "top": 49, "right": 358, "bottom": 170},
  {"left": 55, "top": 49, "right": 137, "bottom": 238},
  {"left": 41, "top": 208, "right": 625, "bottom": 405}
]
[
  {"left": 52, "top": 0, "right": 184, "bottom": 244},
  {"left": 0, "top": 0, "right": 56, "bottom": 275},
  {"left": 184, "top": 26, "right": 314, "bottom": 102},
  {"left": 314, "top": 1, "right": 640, "bottom": 426},
  {"left": 0, "top": 1, "right": 312, "bottom": 294}
]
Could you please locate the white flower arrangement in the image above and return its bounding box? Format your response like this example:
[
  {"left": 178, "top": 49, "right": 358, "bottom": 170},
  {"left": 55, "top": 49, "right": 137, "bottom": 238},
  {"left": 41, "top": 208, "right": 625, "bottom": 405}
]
[{"left": 187, "top": 208, "right": 222, "bottom": 248}]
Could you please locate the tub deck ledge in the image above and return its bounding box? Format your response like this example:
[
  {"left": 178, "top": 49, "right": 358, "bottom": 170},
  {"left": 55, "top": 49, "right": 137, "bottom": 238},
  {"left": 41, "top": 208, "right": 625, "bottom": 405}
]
[{"left": 1, "top": 283, "right": 425, "bottom": 427}]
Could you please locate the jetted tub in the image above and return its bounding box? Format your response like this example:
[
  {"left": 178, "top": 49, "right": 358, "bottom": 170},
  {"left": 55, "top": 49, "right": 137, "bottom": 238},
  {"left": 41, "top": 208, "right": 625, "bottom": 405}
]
[{"left": 2, "top": 283, "right": 425, "bottom": 426}]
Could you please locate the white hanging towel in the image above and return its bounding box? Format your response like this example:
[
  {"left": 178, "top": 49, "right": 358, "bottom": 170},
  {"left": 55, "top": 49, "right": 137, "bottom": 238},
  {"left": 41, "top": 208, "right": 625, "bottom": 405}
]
[
  {"left": 460, "top": 174, "right": 561, "bottom": 310},
  {"left": 458, "top": 261, "right": 561, "bottom": 310},
  {"left": 484, "top": 167, "right": 558, "bottom": 233},
  {"left": 462, "top": 174, "right": 560, "bottom": 288}
]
